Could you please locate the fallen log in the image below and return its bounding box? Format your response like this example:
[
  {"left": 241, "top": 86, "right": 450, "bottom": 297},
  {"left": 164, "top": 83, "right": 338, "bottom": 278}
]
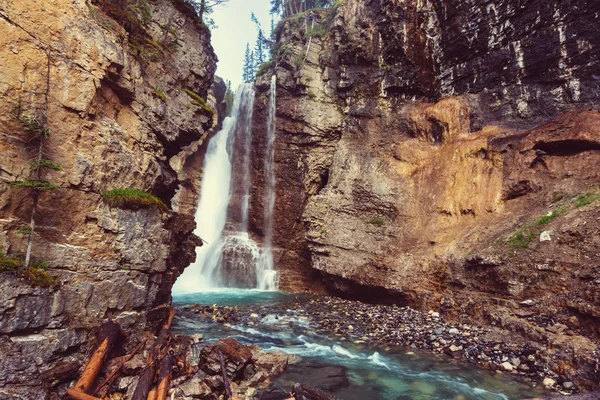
[
  {"left": 73, "top": 321, "right": 124, "bottom": 394},
  {"left": 292, "top": 383, "right": 339, "bottom": 400},
  {"left": 219, "top": 349, "right": 232, "bottom": 399},
  {"left": 131, "top": 308, "right": 176, "bottom": 400},
  {"left": 156, "top": 356, "right": 174, "bottom": 400},
  {"left": 65, "top": 389, "right": 101, "bottom": 400},
  {"left": 147, "top": 388, "right": 157, "bottom": 400},
  {"left": 94, "top": 339, "right": 146, "bottom": 395}
]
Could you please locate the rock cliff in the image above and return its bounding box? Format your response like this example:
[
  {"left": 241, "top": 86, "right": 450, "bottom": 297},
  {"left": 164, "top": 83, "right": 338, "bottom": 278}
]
[
  {"left": 0, "top": 0, "right": 217, "bottom": 397},
  {"left": 248, "top": 0, "right": 600, "bottom": 390}
]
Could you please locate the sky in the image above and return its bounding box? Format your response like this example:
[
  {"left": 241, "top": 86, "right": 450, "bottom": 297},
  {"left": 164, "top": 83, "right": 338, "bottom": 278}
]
[{"left": 210, "top": 0, "right": 274, "bottom": 88}]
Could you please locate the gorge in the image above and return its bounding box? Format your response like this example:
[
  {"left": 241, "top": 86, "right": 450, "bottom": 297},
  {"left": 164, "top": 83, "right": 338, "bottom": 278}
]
[{"left": 0, "top": 0, "right": 599, "bottom": 399}]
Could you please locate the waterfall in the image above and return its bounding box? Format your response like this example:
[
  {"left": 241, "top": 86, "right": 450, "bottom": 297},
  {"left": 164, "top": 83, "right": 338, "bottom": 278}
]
[
  {"left": 173, "top": 79, "right": 279, "bottom": 294},
  {"left": 257, "top": 75, "right": 278, "bottom": 290}
]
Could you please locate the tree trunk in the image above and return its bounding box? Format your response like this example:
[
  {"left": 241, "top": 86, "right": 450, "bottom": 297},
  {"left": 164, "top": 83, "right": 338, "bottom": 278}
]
[{"left": 73, "top": 321, "right": 124, "bottom": 394}]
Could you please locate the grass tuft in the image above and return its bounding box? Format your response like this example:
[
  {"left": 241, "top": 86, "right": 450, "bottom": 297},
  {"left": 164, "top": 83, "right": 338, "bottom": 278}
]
[
  {"left": 574, "top": 193, "right": 600, "bottom": 208},
  {"left": 101, "top": 188, "right": 168, "bottom": 211},
  {"left": 534, "top": 208, "right": 565, "bottom": 226},
  {"left": 184, "top": 89, "right": 214, "bottom": 114},
  {"left": 507, "top": 231, "right": 535, "bottom": 249},
  {"left": 0, "top": 254, "right": 57, "bottom": 286}
]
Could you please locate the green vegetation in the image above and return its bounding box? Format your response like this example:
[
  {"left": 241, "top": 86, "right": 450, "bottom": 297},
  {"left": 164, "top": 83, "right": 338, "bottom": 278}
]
[
  {"left": 184, "top": 89, "right": 214, "bottom": 114},
  {"left": 256, "top": 60, "right": 274, "bottom": 77},
  {"left": 31, "top": 160, "right": 63, "bottom": 171},
  {"left": 575, "top": 192, "right": 600, "bottom": 208},
  {"left": 154, "top": 89, "right": 167, "bottom": 102},
  {"left": 101, "top": 188, "right": 168, "bottom": 211},
  {"left": 8, "top": 180, "right": 60, "bottom": 191},
  {"left": 507, "top": 231, "right": 535, "bottom": 249},
  {"left": 16, "top": 225, "right": 33, "bottom": 236},
  {"left": 0, "top": 253, "right": 57, "bottom": 287},
  {"left": 369, "top": 217, "right": 386, "bottom": 227},
  {"left": 306, "top": 25, "right": 326, "bottom": 38},
  {"left": 502, "top": 188, "right": 599, "bottom": 250},
  {"left": 534, "top": 208, "right": 565, "bottom": 226},
  {"left": 19, "top": 114, "right": 51, "bottom": 137}
]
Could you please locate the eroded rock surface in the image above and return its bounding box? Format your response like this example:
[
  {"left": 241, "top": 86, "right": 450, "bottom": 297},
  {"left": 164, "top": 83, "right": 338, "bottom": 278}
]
[
  {"left": 0, "top": 0, "right": 216, "bottom": 396},
  {"left": 244, "top": 0, "right": 600, "bottom": 390}
]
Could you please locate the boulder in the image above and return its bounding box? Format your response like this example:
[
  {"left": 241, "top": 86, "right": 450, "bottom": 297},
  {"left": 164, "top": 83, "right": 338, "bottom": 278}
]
[{"left": 200, "top": 338, "right": 253, "bottom": 379}]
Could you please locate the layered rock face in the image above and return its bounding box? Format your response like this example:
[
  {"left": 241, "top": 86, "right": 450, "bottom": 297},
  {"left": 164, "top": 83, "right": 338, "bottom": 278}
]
[
  {"left": 249, "top": 0, "right": 600, "bottom": 389},
  {"left": 0, "top": 0, "right": 216, "bottom": 397}
]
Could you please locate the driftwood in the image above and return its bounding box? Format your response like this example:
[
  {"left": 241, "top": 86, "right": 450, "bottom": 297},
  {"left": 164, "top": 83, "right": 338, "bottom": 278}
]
[
  {"left": 65, "top": 389, "right": 101, "bottom": 400},
  {"left": 94, "top": 339, "right": 146, "bottom": 395},
  {"left": 147, "top": 388, "right": 157, "bottom": 400},
  {"left": 218, "top": 350, "right": 232, "bottom": 399},
  {"left": 71, "top": 321, "right": 124, "bottom": 395},
  {"left": 292, "top": 383, "right": 339, "bottom": 400},
  {"left": 156, "top": 356, "right": 174, "bottom": 400},
  {"left": 131, "top": 308, "right": 176, "bottom": 400}
]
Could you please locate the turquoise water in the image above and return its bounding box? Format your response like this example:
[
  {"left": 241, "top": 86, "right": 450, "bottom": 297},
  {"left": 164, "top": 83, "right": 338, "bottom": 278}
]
[{"left": 172, "top": 289, "right": 543, "bottom": 400}]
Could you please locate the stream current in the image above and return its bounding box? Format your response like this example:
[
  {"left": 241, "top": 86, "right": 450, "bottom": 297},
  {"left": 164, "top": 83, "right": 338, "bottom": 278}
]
[{"left": 173, "top": 289, "right": 543, "bottom": 400}]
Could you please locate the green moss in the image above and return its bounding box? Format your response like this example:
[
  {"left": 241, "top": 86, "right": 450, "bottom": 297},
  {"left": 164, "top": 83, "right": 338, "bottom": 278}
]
[
  {"left": 31, "top": 160, "right": 63, "bottom": 171},
  {"left": 368, "top": 217, "right": 386, "bottom": 227},
  {"left": 184, "top": 89, "right": 214, "bottom": 114},
  {"left": 101, "top": 188, "right": 168, "bottom": 211},
  {"left": 8, "top": 180, "right": 60, "bottom": 191},
  {"left": 574, "top": 193, "right": 600, "bottom": 208},
  {"left": 26, "top": 265, "right": 57, "bottom": 287}
]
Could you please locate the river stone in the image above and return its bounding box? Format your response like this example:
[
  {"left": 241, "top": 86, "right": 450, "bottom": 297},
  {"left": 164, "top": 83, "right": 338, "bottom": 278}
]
[
  {"left": 448, "top": 328, "right": 459, "bottom": 335},
  {"left": 434, "top": 328, "right": 443, "bottom": 335},
  {"left": 200, "top": 338, "right": 253, "bottom": 379},
  {"left": 563, "top": 381, "right": 574, "bottom": 390},
  {"left": 540, "top": 231, "right": 552, "bottom": 242},
  {"left": 500, "top": 362, "right": 514, "bottom": 372},
  {"left": 543, "top": 377, "right": 557, "bottom": 387}
]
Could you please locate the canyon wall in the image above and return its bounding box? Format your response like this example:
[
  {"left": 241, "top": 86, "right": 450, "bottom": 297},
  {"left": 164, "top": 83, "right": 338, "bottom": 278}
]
[
  {"left": 0, "top": 0, "right": 217, "bottom": 397},
  {"left": 248, "top": 0, "right": 600, "bottom": 389}
]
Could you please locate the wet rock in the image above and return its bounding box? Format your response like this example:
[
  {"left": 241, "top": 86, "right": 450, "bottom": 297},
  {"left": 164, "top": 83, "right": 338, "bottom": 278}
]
[
  {"left": 543, "top": 377, "right": 557, "bottom": 388},
  {"left": 500, "top": 362, "right": 514, "bottom": 372},
  {"left": 179, "top": 376, "right": 212, "bottom": 398},
  {"left": 200, "top": 338, "right": 253, "bottom": 379},
  {"left": 252, "top": 350, "right": 301, "bottom": 375}
]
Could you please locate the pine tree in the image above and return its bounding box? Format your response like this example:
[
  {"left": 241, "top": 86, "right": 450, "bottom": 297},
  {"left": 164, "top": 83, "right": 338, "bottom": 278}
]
[
  {"left": 224, "top": 80, "right": 234, "bottom": 116},
  {"left": 242, "top": 43, "right": 255, "bottom": 83}
]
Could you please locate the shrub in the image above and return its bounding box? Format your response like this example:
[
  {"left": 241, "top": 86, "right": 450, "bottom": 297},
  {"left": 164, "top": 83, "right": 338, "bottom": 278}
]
[
  {"left": 101, "top": 188, "right": 168, "bottom": 211},
  {"left": 0, "top": 253, "right": 21, "bottom": 272}
]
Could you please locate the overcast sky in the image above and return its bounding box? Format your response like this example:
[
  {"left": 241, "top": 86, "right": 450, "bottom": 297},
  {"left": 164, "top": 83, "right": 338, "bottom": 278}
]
[{"left": 211, "top": 0, "right": 273, "bottom": 88}]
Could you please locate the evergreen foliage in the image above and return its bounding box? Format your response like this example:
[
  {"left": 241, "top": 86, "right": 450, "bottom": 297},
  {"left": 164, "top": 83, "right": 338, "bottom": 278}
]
[
  {"left": 242, "top": 43, "right": 255, "bottom": 83},
  {"left": 224, "top": 80, "right": 234, "bottom": 116}
]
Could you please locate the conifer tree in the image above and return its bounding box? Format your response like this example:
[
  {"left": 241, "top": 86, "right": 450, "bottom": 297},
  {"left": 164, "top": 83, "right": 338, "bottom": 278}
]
[{"left": 242, "top": 43, "right": 255, "bottom": 83}]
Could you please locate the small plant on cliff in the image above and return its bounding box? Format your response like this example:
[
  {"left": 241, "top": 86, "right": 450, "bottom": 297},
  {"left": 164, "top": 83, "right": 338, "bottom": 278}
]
[
  {"left": 574, "top": 192, "right": 600, "bottom": 208},
  {"left": 183, "top": 89, "right": 214, "bottom": 114},
  {"left": 368, "top": 217, "right": 386, "bottom": 227},
  {"left": 0, "top": 253, "right": 57, "bottom": 287},
  {"left": 101, "top": 188, "right": 168, "bottom": 211},
  {"left": 535, "top": 208, "right": 566, "bottom": 226}
]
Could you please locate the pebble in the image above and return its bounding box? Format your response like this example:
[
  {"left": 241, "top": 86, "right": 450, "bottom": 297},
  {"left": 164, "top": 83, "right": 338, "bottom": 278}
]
[
  {"left": 434, "top": 328, "right": 443, "bottom": 335},
  {"left": 448, "top": 328, "right": 459, "bottom": 335},
  {"left": 500, "top": 362, "right": 514, "bottom": 372},
  {"left": 543, "top": 377, "right": 556, "bottom": 387},
  {"left": 563, "top": 381, "right": 574, "bottom": 390}
]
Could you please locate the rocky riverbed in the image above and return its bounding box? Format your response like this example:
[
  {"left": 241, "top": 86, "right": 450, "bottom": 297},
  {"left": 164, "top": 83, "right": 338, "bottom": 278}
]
[{"left": 179, "top": 295, "right": 598, "bottom": 397}]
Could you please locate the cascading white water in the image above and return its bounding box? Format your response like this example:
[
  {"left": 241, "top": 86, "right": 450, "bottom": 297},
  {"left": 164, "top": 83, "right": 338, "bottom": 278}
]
[
  {"left": 256, "top": 75, "right": 278, "bottom": 290},
  {"left": 172, "top": 87, "right": 248, "bottom": 294},
  {"left": 173, "top": 80, "right": 279, "bottom": 294}
]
